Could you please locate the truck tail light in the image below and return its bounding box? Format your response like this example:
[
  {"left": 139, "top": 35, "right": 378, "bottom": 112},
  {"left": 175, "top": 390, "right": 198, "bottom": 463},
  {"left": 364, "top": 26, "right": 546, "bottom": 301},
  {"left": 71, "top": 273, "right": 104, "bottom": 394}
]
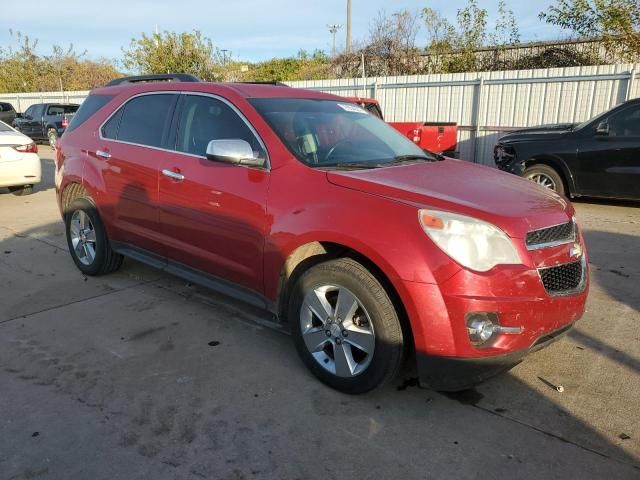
[
  {"left": 62, "top": 117, "right": 69, "bottom": 128},
  {"left": 14, "top": 142, "right": 38, "bottom": 154},
  {"left": 410, "top": 128, "right": 421, "bottom": 144}
]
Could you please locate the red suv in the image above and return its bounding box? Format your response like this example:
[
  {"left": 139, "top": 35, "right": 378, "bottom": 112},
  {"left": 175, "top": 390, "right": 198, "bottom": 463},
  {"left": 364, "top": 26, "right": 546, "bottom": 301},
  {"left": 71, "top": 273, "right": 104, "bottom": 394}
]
[{"left": 55, "top": 74, "right": 589, "bottom": 393}]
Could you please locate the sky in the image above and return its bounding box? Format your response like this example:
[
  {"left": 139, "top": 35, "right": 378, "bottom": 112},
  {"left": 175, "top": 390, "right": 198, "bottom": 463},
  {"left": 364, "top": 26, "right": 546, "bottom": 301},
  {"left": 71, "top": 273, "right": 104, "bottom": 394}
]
[{"left": 0, "top": 0, "right": 562, "bottom": 65}]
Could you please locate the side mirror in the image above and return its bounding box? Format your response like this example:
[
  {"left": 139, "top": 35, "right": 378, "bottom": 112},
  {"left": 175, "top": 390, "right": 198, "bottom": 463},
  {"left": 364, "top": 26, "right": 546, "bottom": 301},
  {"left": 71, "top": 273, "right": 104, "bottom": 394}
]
[
  {"left": 595, "top": 121, "right": 609, "bottom": 136},
  {"left": 205, "top": 139, "right": 264, "bottom": 167}
]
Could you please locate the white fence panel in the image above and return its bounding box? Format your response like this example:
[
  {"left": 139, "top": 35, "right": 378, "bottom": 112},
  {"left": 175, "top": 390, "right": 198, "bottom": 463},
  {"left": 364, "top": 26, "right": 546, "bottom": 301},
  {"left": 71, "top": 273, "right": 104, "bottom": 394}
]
[{"left": 1, "top": 63, "right": 638, "bottom": 165}]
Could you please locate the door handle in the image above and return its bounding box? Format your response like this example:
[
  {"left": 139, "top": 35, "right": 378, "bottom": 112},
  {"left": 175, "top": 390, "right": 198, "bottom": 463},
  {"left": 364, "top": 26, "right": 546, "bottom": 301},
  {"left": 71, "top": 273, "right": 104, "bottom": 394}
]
[
  {"left": 162, "top": 169, "right": 185, "bottom": 181},
  {"left": 96, "top": 149, "right": 111, "bottom": 159}
]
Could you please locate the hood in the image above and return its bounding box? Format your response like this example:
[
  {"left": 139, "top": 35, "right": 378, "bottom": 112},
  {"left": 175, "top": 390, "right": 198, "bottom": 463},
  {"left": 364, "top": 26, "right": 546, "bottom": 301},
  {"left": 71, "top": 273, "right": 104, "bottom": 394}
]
[
  {"left": 326, "top": 159, "right": 573, "bottom": 239},
  {"left": 499, "top": 123, "right": 576, "bottom": 143}
]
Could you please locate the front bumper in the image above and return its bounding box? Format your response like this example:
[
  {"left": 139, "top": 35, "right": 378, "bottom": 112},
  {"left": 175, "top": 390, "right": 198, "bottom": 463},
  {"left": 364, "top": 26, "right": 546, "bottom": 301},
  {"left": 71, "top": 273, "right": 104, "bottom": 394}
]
[{"left": 417, "top": 322, "right": 574, "bottom": 391}]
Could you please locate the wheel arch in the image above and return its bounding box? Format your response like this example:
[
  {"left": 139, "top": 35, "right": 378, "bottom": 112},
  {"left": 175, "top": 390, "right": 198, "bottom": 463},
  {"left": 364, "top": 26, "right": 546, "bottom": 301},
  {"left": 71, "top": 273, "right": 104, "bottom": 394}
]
[
  {"left": 276, "top": 240, "right": 414, "bottom": 352},
  {"left": 523, "top": 154, "right": 576, "bottom": 195}
]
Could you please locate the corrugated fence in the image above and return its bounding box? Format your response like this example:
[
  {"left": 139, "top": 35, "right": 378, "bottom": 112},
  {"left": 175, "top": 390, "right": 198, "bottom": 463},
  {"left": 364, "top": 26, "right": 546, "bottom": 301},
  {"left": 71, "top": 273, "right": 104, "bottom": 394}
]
[{"left": 2, "top": 63, "right": 638, "bottom": 165}]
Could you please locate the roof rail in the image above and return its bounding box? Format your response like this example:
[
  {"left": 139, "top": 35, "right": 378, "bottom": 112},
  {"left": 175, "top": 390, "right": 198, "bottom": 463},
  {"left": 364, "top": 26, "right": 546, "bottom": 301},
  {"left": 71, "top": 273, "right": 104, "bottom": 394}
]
[
  {"left": 106, "top": 73, "right": 201, "bottom": 87},
  {"left": 237, "top": 81, "right": 290, "bottom": 87}
]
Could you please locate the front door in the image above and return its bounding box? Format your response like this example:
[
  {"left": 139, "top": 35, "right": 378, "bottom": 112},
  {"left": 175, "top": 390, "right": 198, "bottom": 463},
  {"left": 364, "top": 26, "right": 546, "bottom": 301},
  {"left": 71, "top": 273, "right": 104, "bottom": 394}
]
[
  {"left": 158, "top": 94, "right": 270, "bottom": 295},
  {"left": 577, "top": 103, "right": 640, "bottom": 199}
]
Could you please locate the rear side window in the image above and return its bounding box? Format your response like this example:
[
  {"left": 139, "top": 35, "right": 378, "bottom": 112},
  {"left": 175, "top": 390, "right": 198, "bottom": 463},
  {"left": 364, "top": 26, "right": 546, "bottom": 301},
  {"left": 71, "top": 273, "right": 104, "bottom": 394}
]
[
  {"left": 113, "top": 94, "right": 178, "bottom": 148},
  {"left": 66, "top": 95, "right": 113, "bottom": 133},
  {"left": 47, "top": 105, "right": 79, "bottom": 115}
]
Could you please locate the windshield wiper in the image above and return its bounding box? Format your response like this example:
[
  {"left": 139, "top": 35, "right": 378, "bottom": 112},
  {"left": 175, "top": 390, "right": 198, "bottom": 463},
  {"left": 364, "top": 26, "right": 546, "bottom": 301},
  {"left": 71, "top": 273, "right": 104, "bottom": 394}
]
[
  {"left": 387, "top": 154, "right": 438, "bottom": 164},
  {"left": 320, "top": 162, "right": 383, "bottom": 170}
]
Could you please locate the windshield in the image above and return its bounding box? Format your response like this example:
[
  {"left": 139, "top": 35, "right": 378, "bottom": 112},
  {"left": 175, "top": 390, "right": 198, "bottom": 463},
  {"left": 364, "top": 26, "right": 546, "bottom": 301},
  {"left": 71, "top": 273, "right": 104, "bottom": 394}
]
[{"left": 250, "top": 98, "right": 430, "bottom": 168}]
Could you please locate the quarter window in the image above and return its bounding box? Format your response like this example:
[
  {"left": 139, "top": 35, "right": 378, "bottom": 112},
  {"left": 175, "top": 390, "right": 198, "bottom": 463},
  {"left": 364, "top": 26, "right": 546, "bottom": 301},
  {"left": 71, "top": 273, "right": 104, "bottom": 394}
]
[{"left": 175, "top": 95, "right": 265, "bottom": 158}]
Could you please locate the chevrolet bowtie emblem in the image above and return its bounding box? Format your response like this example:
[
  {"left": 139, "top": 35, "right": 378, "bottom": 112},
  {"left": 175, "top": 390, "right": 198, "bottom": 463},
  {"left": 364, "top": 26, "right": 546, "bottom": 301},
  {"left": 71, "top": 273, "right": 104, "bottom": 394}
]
[{"left": 569, "top": 243, "right": 583, "bottom": 259}]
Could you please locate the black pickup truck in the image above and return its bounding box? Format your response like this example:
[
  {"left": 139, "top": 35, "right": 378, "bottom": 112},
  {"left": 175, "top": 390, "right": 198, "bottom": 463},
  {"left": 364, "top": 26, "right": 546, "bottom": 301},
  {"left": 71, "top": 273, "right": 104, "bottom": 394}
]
[{"left": 13, "top": 103, "right": 79, "bottom": 148}]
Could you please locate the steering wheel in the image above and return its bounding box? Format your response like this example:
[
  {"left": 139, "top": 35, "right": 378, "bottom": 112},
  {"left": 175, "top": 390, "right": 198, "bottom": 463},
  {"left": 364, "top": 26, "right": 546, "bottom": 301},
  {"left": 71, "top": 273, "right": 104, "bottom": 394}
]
[{"left": 325, "top": 139, "right": 355, "bottom": 162}]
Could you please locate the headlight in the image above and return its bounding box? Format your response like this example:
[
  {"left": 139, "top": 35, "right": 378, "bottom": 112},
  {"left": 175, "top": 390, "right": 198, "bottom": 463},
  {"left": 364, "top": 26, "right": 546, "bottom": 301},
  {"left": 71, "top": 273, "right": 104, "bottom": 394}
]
[{"left": 418, "top": 209, "right": 521, "bottom": 272}]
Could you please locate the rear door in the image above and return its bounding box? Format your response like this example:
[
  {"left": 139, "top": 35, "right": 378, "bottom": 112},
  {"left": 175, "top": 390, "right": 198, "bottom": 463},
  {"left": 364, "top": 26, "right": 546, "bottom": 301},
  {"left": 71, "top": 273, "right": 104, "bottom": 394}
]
[
  {"left": 91, "top": 92, "right": 179, "bottom": 256},
  {"left": 158, "top": 93, "right": 270, "bottom": 294},
  {"left": 577, "top": 104, "right": 640, "bottom": 199}
]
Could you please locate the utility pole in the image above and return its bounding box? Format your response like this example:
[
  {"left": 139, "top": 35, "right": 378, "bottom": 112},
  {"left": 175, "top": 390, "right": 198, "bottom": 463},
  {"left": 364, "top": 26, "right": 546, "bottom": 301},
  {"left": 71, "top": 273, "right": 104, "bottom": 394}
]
[
  {"left": 346, "top": 0, "right": 352, "bottom": 55},
  {"left": 221, "top": 49, "right": 229, "bottom": 65},
  {"left": 327, "top": 24, "right": 342, "bottom": 57}
]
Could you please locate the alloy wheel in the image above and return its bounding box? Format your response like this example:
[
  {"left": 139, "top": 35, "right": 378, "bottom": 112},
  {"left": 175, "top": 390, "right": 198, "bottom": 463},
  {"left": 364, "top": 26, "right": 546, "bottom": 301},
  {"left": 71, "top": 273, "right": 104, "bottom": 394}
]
[
  {"left": 299, "top": 285, "right": 375, "bottom": 377},
  {"left": 527, "top": 172, "right": 556, "bottom": 191},
  {"left": 69, "top": 210, "right": 97, "bottom": 265}
]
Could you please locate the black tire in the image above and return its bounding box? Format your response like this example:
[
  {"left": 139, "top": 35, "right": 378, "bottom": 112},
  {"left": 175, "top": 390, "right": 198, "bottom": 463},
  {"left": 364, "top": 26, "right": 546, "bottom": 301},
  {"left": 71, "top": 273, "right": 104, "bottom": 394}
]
[
  {"left": 48, "top": 128, "right": 58, "bottom": 149},
  {"left": 289, "top": 258, "right": 405, "bottom": 394},
  {"left": 64, "top": 197, "right": 123, "bottom": 276},
  {"left": 8, "top": 185, "right": 33, "bottom": 196},
  {"left": 524, "top": 164, "right": 565, "bottom": 196}
]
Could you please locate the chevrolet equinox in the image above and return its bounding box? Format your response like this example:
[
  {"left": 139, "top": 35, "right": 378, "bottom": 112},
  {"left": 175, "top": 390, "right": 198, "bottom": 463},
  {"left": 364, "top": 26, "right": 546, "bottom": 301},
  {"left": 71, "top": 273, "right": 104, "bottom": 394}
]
[{"left": 55, "top": 74, "right": 589, "bottom": 393}]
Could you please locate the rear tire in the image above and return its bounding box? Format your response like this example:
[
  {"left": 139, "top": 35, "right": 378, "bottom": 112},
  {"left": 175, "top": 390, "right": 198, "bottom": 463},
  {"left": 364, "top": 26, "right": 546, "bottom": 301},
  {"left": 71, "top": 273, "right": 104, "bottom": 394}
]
[
  {"left": 64, "top": 197, "right": 123, "bottom": 276},
  {"left": 48, "top": 128, "right": 58, "bottom": 149},
  {"left": 289, "top": 258, "right": 405, "bottom": 394},
  {"left": 524, "top": 164, "right": 565, "bottom": 196},
  {"left": 8, "top": 185, "right": 34, "bottom": 196}
]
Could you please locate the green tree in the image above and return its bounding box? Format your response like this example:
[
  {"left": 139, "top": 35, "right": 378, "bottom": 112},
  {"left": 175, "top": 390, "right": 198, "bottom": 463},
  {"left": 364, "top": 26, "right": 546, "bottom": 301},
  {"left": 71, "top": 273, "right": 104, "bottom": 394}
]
[
  {"left": 0, "top": 30, "right": 120, "bottom": 93},
  {"left": 540, "top": 0, "right": 640, "bottom": 60},
  {"left": 122, "top": 30, "right": 221, "bottom": 80}
]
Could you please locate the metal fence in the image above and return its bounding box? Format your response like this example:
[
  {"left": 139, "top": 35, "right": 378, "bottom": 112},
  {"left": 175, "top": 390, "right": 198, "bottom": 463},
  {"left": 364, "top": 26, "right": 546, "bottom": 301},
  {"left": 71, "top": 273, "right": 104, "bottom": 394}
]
[{"left": 2, "top": 63, "right": 638, "bottom": 165}]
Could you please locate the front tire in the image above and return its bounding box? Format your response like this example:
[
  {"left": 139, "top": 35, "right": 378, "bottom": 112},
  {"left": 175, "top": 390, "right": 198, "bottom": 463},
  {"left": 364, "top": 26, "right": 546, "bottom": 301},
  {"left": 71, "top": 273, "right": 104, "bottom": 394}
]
[
  {"left": 64, "top": 197, "right": 123, "bottom": 276},
  {"left": 8, "top": 185, "right": 34, "bottom": 196},
  {"left": 524, "top": 164, "right": 565, "bottom": 196},
  {"left": 289, "top": 258, "right": 405, "bottom": 394}
]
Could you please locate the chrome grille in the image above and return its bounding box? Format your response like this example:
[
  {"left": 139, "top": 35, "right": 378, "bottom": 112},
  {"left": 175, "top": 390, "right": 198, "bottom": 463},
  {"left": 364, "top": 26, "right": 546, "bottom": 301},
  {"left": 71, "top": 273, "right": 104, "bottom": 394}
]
[
  {"left": 539, "top": 260, "right": 584, "bottom": 295},
  {"left": 526, "top": 221, "right": 575, "bottom": 249}
]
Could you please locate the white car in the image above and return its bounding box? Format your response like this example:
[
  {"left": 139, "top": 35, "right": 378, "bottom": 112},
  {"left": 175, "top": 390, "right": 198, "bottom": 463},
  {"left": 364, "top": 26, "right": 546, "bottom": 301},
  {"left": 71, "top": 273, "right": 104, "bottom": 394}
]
[{"left": 0, "top": 121, "right": 41, "bottom": 195}]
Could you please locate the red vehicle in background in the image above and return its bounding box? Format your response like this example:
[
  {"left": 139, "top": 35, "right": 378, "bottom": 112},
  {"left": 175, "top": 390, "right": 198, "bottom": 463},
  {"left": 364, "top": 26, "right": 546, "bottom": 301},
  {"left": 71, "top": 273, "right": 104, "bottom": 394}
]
[{"left": 347, "top": 97, "right": 458, "bottom": 157}]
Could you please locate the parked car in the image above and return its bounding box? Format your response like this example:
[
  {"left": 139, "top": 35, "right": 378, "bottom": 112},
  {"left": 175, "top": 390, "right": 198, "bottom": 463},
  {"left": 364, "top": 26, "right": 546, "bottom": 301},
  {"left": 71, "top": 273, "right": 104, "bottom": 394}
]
[
  {"left": 13, "top": 103, "right": 79, "bottom": 148},
  {"left": 347, "top": 97, "right": 458, "bottom": 157},
  {"left": 55, "top": 74, "right": 588, "bottom": 393},
  {"left": 494, "top": 98, "right": 640, "bottom": 200},
  {"left": 0, "top": 102, "right": 18, "bottom": 125},
  {"left": 0, "top": 120, "right": 41, "bottom": 195}
]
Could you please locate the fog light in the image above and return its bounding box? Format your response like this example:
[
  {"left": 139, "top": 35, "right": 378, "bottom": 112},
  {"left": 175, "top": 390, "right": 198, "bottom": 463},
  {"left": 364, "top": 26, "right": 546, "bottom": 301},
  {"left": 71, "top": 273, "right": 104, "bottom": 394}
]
[{"left": 466, "top": 312, "right": 499, "bottom": 347}]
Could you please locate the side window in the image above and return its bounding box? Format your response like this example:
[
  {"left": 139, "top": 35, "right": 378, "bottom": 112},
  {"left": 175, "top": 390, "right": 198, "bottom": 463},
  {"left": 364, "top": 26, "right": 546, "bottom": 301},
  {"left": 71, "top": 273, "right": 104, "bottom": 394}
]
[
  {"left": 175, "top": 95, "right": 265, "bottom": 158},
  {"left": 116, "top": 94, "right": 177, "bottom": 148},
  {"left": 24, "top": 106, "right": 34, "bottom": 118},
  {"left": 102, "top": 108, "right": 123, "bottom": 139},
  {"left": 0, "top": 104, "right": 5, "bottom": 112},
  {"left": 608, "top": 105, "right": 640, "bottom": 137},
  {"left": 32, "top": 105, "right": 44, "bottom": 118}
]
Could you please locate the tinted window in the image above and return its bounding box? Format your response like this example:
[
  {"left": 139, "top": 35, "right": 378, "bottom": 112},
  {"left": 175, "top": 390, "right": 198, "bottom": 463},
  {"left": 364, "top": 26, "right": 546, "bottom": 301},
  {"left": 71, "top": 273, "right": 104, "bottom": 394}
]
[
  {"left": 24, "top": 106, "right": 35, "bottom": 118},
  {"left": 608, "top": 105, "right": 640, "bottom": 137},
  {"left": 176, "top": 95, "right": 265, "bottom": 157},
  {"left": 46, "top": 104, "right": 79, "bottom": 116},
  {"left": 117, "top": 94, "right": 177, "bottom": 148},
  {"left": 66, "top": 95, "right": 113, "bottom": 133},
  {"left": 0, "top": 104, "right": 4, "bottom": 112},
  {"left": 102, "top": 108, "right": 123, "bottom": 139}
]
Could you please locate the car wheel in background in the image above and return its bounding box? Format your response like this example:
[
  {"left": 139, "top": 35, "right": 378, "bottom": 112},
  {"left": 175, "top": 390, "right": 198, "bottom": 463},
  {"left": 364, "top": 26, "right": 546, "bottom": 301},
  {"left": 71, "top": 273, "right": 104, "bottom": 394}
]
[
  {"left": 289, "top": 258, "right": 405, "bottom": 394},
  {"left": 8, "top": 185, "right": 34, "bottom": 196},
  {"left": 48, "top": 128, "right": 58, "bottom": 149},
  {"left": 524, "top": 164, "right": 565, "bottom": 196},
  {"left": 64, "top": 197, "right": 123, "bottom": 276}
]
